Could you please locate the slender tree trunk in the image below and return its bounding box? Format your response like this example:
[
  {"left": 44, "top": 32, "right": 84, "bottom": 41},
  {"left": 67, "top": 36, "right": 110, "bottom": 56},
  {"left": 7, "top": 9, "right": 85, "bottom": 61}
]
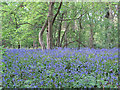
[
  {"left": 78, "top": 17, "right": 83, "bottom": 49},
  {"left": 57, "top": 22, "right": 62, "bottom": 47},
  {"left": 57, "top": 13, "right": 64, "bottom": 47},
  {"left": 105, "top": 5, "right": 113, "bottom": 48},
  {"left": 53, "top": 26, "right": 56, "bottom": 47},
  {"left": 33, "top": 40, "right": 36, "bottom": 49},
  {"left": 20, "top": 41, "right": 21, "bottom": 48},
  {"left": 89, "top": 23, "right": 94, "bottom": 48},
  {"left": 64, "top": 13, "right": 68, "bottom": 48},
  {"left": 0, "top": 5, "right": 1, "bottom": 48},
  {"left": 78, "top": 33, "right": 80, "bottom": 49},
  {"left": 118, "top": 2, "right": 120, "bottom": 48},
  {"left": 14, "top": 14, "right": 21, "bottom": 49},
  {"left": 65, "top": 32, "right": 67, "bottom": 48},
  {"left": 60, "top": 23, "right": 70, "bottom": 47},
  {"left": 108, "top": 7, "right": 113, "bottom": 48},
  {"left": 18, "top": 41, "right": 20, "bottom": 49},
  {"left": 47, "top": 2, "right": 54, "bottom": 49}
]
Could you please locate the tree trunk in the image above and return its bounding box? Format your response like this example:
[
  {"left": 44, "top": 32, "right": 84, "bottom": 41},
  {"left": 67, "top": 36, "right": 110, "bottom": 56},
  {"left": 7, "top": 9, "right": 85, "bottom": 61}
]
[
  {"left": 57, "top": 13, "right": 64, "bottom": 47},
  {"left": 78, "top": 17, "right": 83, "bottom": 50},
  {"left": 118, "top": 2, "right": 120, "bottom": 48},
  {"left": 39, "top": 2, "right": 62, "bottom": 50},
  {"left": 13, "top": 13, "right": 20, "bottom": 49},
  {"left": 60, "top": 23, "right": 70, "bottom": 47},
  {"left": 33, "top": 40, "right": 35, "bottom": 49},
  {"left": 89, "top": 23, "right": 94, "bottom": 48},
  {"left": 39, "top": 19, "right": 47, "bottom": 50},
  {"left": 64, "top": 13, "right": 68, "bottom": 48},
  {"left": 20, "top": 41, "right": 21, "bottom": 48},
  {"left": 105, "top": 5, "right": 114, "bottom": 48},
  {"left": 108, "top": 7, "right": 114, "bottom": 48},
  {"left": 47, "top": 2, "right": 54, "bottom": 49},
  {"left": 53, "top": 26, "right": 56, "bottom": 47},
  {"left": 65, "top": 28, "right": 67, "bottom": 48},
  {"left": 18, "top": 41, "right": 20, "bottom": 49}
]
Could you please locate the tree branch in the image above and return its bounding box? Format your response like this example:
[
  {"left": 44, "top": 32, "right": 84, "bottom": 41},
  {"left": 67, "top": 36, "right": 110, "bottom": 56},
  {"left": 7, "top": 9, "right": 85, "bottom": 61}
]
[
  {"left": 17, "top": 22, "right": 34, "bottom": 26},
  {"left": 63, "top": 40, "right": 76, "bottom": 48},
  {"left": 52, "top": 2, "right": 62, "bottom": 25},
  {"left": 63, "top": 40, "right": 87, "bottom": 48},
  {"left": 56, "top": 9, "right": 88, "bottom": 21},
  {"left": 76, "top": 40, "right": 87, "bottom": 47}
]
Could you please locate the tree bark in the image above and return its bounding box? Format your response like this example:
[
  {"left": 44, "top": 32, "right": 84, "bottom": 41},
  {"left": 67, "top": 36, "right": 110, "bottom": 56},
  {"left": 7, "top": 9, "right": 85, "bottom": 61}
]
[
  {"left": 64, "top": 12, "right": 68, "bottom": 48},
  {"left": 60, "top": 23, "right": 70, "bottom": 47},
  {"left": 88, "top": 13, "right": 94, "bottom": 49},
  {"left": 47, "top": 2, "right": 54, "bottom": 49},
  {"left": 118, "top": 2, "right": 120, "bottom": 48},
  {"left": 89, "top": 23, "right": 94, "bottom": 48},
  {"left": 33, "top": 40, "right": 36, "bottom": 49},
  {"left": 105, "top": 4, "right": 114, "bottom": 48},
  {"left": 39, "top": 19, "right": 48, "bottom": 50},
  {"left": 65, "top": 23, "right": 67, "bottom": 48},
  {"left": 78, "top": 16, "right": 83, "bottom": 50},
  {"left": 57, "top": 13, "right": 64, "bottom": 47},
  {"left": 108, "top": 6, "right": 114, "bottom": 48},
  {"left": 39, "top": 2, "right": 62, "bottom": 50}
]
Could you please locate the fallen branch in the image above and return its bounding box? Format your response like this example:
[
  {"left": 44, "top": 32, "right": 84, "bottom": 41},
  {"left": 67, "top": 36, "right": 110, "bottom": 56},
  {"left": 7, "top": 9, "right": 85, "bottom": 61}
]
[{"left": 63, "top": 40, "right": 87, "bottom": 48}]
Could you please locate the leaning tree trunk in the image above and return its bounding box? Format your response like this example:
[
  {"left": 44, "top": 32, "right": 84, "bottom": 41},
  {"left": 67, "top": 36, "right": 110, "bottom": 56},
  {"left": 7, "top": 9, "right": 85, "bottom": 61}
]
[{"left": 39, "top": 19, "right": 47, "bottom": 50}]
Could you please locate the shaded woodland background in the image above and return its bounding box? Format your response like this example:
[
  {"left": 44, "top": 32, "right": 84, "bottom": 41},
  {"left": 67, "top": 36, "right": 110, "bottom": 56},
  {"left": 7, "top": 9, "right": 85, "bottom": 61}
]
[{"left": 1, "top": 2, "right": 118, "bottom": 50}]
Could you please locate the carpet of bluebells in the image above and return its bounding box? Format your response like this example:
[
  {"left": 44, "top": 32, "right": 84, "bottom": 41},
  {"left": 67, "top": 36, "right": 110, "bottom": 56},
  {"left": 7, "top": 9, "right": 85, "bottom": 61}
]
[{"left": 2, "top": 47, "right": 118, "bottom": 88}]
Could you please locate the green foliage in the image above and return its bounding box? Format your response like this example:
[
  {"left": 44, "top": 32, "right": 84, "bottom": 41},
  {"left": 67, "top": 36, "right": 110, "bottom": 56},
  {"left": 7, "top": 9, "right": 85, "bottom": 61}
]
[{"left": 1, "top": 2, "right": 118, "bottom": 49}]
